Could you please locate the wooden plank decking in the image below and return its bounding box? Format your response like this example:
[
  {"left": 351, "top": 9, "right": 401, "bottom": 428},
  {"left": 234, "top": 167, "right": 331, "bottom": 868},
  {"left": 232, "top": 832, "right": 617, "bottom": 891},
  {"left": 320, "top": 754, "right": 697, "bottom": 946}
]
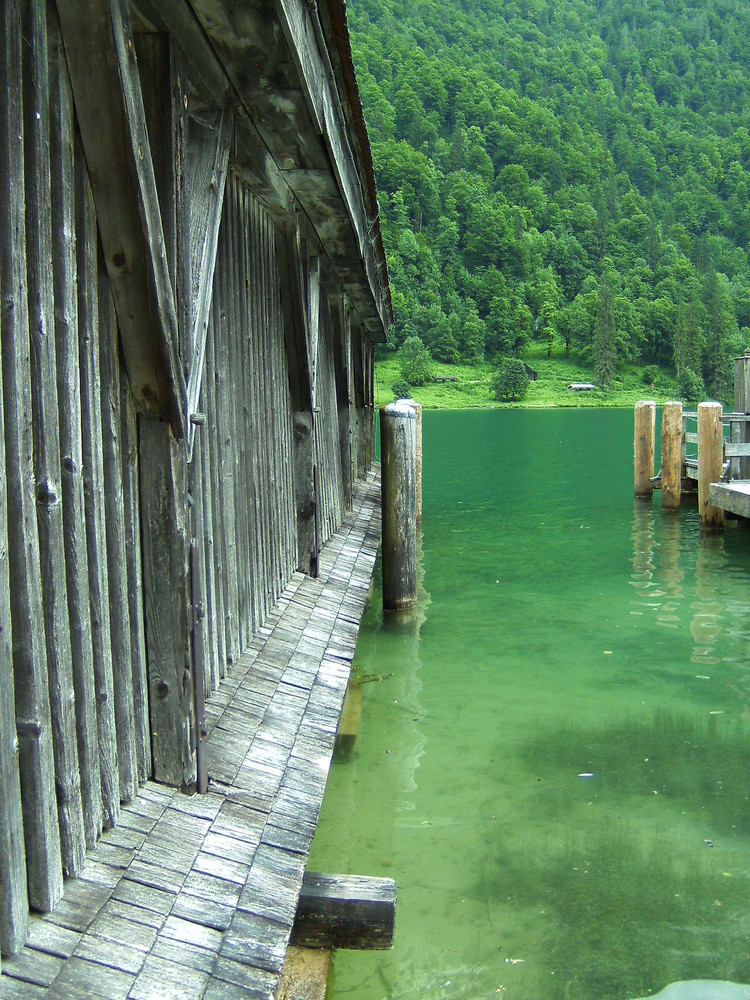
[
  {"left": 0, "top": 467, "right": 381, "bottom": 999},
  {"left": 710, "top": 480, "right": 750, "bottom": 520}
]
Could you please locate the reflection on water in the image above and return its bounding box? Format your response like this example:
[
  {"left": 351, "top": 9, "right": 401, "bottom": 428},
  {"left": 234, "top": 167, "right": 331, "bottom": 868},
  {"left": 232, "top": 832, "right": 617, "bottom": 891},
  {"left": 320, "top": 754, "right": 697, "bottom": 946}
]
[{"left": 310, "top": 410, "right": 750, "bottom": 1000}]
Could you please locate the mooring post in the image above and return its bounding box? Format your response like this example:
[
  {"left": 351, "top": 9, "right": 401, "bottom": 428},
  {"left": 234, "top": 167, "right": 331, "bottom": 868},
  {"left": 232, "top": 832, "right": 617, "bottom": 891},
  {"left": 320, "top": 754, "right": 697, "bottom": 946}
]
[
  {"left": 404, "top": 399, "right": 423, "bottom": 522},
  {"left": 698, "top": 401, "right": 723, "bottom": 529},
  {"left": 634, "top": 401, "right": 656, "bottom": 497},
  {"left": 381, "top": 401, "right": 417, "bottom": 611},
  {"left": 660, "top": 401, "right": 682, "bottom": 509}
]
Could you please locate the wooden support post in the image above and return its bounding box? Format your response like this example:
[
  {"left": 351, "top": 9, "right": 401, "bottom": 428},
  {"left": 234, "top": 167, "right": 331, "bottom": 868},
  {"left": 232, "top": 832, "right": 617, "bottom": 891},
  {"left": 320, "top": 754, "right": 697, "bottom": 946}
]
[
  {"left": 381, "top": 402, "right": 417, "bottom": 611},
  {"left": 291, "top": 873, "right": 396, "bottom": 950},
  {"left": 661, "top": 401, "right": 682, "bottom": 510},
  {"left": 634, "top": 400, "right": 656, "bottom": 498},
  {"left": 698, "top": 401, "right": 724, "bottom": 530},
  {"left": 56, "top": 0, "right": 185, "bottom": 429},
  {"left": 406, "top": 400, "right": 423, "bottom": 522}
]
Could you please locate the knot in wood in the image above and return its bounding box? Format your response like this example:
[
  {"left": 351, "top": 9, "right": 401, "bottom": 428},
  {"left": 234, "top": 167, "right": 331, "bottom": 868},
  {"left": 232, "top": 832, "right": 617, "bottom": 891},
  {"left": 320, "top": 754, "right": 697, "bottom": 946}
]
[{"left": 36, "top": 479, "right": 58, "bottom": 508}]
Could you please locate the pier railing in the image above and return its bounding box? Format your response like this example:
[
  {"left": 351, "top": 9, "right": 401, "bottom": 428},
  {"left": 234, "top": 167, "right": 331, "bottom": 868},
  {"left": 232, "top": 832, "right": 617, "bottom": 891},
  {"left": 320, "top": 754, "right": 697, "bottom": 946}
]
[
  {"left": 635, "top": 351, "right": 750, "bottom": 528},
  {"left": 680, "top": 410, "right": 750, "bottom": 482}
]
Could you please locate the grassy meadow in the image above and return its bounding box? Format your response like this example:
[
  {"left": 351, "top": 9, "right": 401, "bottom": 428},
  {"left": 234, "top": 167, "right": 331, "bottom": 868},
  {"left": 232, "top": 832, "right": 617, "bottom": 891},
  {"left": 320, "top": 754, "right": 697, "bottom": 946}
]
[{"left": 375, "top": 342, "right": 682, "bottom": 411}]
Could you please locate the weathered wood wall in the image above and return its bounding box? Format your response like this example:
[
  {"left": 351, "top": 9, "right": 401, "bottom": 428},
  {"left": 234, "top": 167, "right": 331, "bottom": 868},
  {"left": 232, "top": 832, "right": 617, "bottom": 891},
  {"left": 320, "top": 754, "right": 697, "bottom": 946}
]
[
  {"left": 0, "top": 0, "right": 151, "bottom": 948},
  {"left": 0, "top": 0, "right": 381, "bottom": 959}
]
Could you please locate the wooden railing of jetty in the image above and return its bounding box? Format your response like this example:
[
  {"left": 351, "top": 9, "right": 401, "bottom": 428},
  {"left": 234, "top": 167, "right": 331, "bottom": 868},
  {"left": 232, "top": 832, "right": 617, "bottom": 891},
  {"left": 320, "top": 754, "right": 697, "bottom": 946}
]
[{"left": 635, "top": 351, "right": 750, "bottom": 528}]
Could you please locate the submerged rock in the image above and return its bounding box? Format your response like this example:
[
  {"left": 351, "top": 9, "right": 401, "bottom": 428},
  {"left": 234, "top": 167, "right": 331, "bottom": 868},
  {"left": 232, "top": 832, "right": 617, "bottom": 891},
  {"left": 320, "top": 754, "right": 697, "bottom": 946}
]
[{"left": 635, "top": 983, "right": 750, "bottom": 1000}]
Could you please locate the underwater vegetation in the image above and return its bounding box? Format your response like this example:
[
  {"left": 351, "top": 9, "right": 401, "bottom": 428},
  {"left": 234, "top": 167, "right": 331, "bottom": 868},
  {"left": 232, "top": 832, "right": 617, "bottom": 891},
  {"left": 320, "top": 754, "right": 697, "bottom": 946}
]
[
  {"left": 523, "top": 709, "right": 750, "bottom": 837},
  {"left": 480, "top": 825, "right": 750, "bottom": 999},
  {"left": 474, "top": 709, "right": 750, "bottom": 999}
]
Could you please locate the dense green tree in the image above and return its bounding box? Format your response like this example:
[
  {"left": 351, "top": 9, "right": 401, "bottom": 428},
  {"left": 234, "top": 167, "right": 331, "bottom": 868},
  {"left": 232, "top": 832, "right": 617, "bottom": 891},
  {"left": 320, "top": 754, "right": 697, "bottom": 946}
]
[
  {"left": 348, "top": 0, "right": 750, "bottom": 371},
  {"left": 398, "top": 336, "right": 433, "bottom": 386},
  {"left": 593, "top": 273, "right": 617, "bottom": 389},
  {"left": 492, "top": 357, "right": 529, "bottom": 401}
]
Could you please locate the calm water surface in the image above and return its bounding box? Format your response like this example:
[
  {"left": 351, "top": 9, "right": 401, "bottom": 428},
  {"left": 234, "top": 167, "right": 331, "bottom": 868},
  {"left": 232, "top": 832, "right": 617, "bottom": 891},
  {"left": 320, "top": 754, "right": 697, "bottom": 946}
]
[{"left": 309, "top": 409, "right": 750, "bottom": 1000}]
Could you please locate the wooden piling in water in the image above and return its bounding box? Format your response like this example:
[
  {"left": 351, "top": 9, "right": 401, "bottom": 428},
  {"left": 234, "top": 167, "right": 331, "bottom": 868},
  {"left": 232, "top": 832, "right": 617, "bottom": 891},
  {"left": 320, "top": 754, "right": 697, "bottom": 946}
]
[
  {"left": 661, "top": 401, "right": 683, "bottom": 509},
  {"left": 634, "top": 400, "right": 656, "bottom": 497},
  {"left": 698, "top": 401, "right": 723, "bottom": 529},
  {"left": 407, "top": 400, "right": 423, "bottom": 522},
  {"left": 381, "top": 401, "right": 417, "bottom": 611}
]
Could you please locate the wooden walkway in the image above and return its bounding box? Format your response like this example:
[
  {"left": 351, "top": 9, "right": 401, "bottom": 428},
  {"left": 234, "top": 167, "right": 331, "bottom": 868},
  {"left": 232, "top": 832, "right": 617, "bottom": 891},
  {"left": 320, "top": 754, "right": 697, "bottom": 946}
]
[
  {"left": 0, "top": 468, "right": 381, "bottom": 1000},
  {"left": 710, "top": 481, "right": 750, "bottom": 519}
]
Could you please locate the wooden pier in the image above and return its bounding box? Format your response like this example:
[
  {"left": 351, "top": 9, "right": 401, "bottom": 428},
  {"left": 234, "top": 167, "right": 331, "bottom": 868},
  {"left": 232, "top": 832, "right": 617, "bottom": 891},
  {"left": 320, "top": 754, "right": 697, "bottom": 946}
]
[
  {"left": 0, "top": 469, "right": 383, "bottom": 998},
  {"left": 639, "top": 353, "right": 750, "bottom": 527}
]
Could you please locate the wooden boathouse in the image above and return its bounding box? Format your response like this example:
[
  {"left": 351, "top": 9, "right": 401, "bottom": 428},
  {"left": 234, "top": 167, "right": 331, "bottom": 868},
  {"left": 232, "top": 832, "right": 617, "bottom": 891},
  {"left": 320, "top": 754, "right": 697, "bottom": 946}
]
[{"left": 0, "top": 0, "right": 391, "bottom": 994}]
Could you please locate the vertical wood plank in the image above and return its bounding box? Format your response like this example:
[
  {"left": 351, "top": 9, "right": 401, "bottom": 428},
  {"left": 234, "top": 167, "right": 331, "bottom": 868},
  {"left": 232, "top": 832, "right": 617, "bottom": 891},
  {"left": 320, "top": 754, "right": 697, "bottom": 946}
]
[
  {"left": 239, "top": 184, "right": 261, "bottom": 635},
  {"left": 120, "top": 359, "right": 151, "bottom": 783},
  {"left": 199, "top": 372, "right": 221, "bottom": 691},
  {"left": 261, "top": 210, "right": 281, "bottom": 601},
  {"left": 23, "top": 0, "right": 86, "bottom": 878},
  {"left": 0, "top": 0, "right": 63, "bottom": 911},
  {"left": 139, "top": 416, "right": 196, "bottom": 789},
  {"left": 249, "top": 197, "right": 270, "bottom": 616},
  {"left": 99, "top": 268, "right": 138, "bottom": 804},
  {"left": 226, "top": 178, "right": 249, "bottom": 644},
  {"left": 76, "top": 138, "right": 120, "bottom": 830},
  {"left": 48, "top": 3, "right": 102, "bottom": 850},
  {"left": 0, "top": 205, "right": 29, "bottom": 958},
  {"left": 205, "top": 307, "right": 228, "bottom": 679},
  {"left": 214, "top": 214, "right": 239, "bottom": 665},
  {"left": 189, "top": 427, "right": 211, "bottom": 701}
]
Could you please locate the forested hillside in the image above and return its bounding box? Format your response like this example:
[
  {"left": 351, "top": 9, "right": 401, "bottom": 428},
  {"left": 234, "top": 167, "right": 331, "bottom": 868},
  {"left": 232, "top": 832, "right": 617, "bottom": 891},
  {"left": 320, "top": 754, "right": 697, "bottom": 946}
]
[{"left": 351, "top": 0, "right": 750, "bottom": 396}]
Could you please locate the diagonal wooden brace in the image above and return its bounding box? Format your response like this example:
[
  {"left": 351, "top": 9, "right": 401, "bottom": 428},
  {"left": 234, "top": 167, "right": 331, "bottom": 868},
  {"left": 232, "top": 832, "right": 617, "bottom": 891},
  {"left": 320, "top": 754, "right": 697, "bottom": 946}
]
[{"left": 55, "top": 0, "right": 185, "bottom": 432}]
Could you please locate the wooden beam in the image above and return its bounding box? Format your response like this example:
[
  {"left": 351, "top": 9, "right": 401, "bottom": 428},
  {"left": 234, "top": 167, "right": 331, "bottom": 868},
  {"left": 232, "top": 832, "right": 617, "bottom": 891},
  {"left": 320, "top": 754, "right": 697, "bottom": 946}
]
[
  {"left": 185, "top": 107, "right": 232, "bottom": 461},
  {"left": 291, "top": 873, "right": 396, "bottom": 951},
  {"left": 55, "top": 0, "right": 185, "bottom": 430}
]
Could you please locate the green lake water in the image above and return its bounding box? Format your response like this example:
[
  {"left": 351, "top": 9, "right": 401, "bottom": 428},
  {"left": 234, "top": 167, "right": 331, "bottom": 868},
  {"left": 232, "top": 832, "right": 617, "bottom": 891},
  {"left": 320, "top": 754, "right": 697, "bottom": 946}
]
[{"left": 309, "top": 408, "right": 750, "bottom": 1000}]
